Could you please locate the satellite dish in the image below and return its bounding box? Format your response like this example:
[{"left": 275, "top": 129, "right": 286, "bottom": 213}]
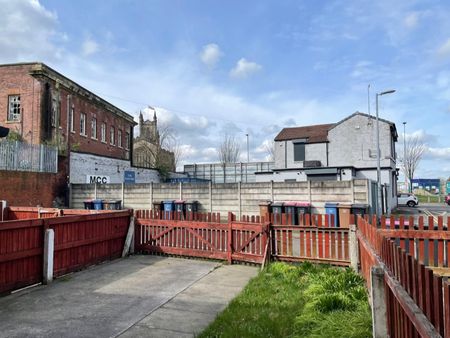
[{"left": 0, "top": 126, "right": 10, "bottom": 138}]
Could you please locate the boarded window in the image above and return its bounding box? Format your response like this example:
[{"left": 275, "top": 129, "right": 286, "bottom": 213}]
[{"left": 293, "top": 143, "right": 305, "bottom": 161}]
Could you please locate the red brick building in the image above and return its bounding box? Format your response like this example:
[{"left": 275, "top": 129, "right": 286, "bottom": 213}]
[
  {"left": 0, "top": 62, "right": 136, "bottom": 159},
  {"left": 0, "top": 62, "right": 137, "bottom": 206}
]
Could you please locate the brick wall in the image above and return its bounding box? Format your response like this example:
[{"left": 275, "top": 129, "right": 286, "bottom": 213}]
[
  {"left": 0, "top": 63, "right": 42, "bottom": 141},
  {"left": 0, "top": 157, "right": 67, "bottom": 207},
  {"left": 0, "top": 63, "right": 135, "bottom": 160}
]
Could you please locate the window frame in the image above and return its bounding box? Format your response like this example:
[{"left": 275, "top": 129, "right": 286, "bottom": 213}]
[
  {"left": 125, "top": 132, "right": 130, "bottom": 150},
  {"left": 80, "top": 112, "right": 87, "bottom": 136},
  {"left": 293, "top": 142, "right": 306, "bottom": 162},
  {"left": 91, "top": 117, "right": 97, "bottom": 140},
  {"left": 118, "top": 129, "right": 122, "bottom": 148},
  {"left": 110, "top": 126, "right": 115, "bottom": 145},
  {"left": 101, "top": 122, "right": 106, "bottom": 143},
  {"left": 7, "top": 95, "right": 21, "bottom": 122}
]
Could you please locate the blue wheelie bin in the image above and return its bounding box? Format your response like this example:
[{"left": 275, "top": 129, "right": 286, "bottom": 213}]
[
  {"left": 92, "top": 199, "right": 104, "bottom": 210},
  {"left": 163, "top": 200, "right": 175, "bottom": 220},
  {"left": 325, "top": 202, "right": 339, "bottom": 227}
]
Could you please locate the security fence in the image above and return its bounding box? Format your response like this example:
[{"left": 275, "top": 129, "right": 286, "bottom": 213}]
[{"left": 0, "top": 140, "right": 58, "bottom": 173}]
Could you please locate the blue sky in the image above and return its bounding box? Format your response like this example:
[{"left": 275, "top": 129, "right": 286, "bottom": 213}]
[{"left": 1, "top": 0, "right": 449, "bottom": 178}]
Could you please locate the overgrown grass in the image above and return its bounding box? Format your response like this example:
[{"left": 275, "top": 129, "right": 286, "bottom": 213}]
[{"left": 199, "top": 262, "right": 372, "bottom": 338}]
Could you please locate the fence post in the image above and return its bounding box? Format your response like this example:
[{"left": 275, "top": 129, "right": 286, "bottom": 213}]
[
  {"left": 308, "top": 180, "right": 312, "bottom": 204},
  {"left": 227, "top": 212, "right": 233, "bottom": 264},
  {"left": 209, "top": 181, "right": 213, "bottom": 212},
  {"left": 371, "top": 266, "right": 388, "bottom": 338},
  {"left": 270, "top": 180, "right": 274, "bottom": 202},
  {"left": 94, "top": 181, "right": 97, "bottom": 199},
  {"left": 351, "top": 179, "right": 355, "bottom": 203},
  {"left": 150, "top": 182, "right": 153, "bottom": 210},
  {"left": 121, "top": 182, "right": 125, "bottom": 207},
  {"left": 179, "top": 182, "right": 182, "bottom": 200},
  {"left": 43, "top": 228, "right": 55, "bottom": 285},
  {"left": 1, "top": 200, "right": 7, "bottom": 222},
  {"left": 349, "top": 224, "right": 359, "bottom": 272},
  {"left": 238, "top": 182, "right": 242, "bottom": 220}
]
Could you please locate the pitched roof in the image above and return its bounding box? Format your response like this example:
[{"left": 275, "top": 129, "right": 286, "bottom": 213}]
[{"left": 274, "top": 123, "right": 335, "bottom": 142}]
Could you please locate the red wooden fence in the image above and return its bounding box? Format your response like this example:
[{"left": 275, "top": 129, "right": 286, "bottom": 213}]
[
  {"left": 0, "top": 210, "right": 132, "bottom": 294},
  {"left": 135, "top": 211, "right": 269, "bottom": 264},
  {"left": 357, "top": 216, "right": 450, "bottom": 338},
  {"left": 4, "top": 206, "right": 114, "bottom": 221},
  {"left": 0, "top": 219, "right": 44, "bottom": 294}
]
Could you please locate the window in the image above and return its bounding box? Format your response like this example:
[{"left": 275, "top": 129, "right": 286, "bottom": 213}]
[
  {"left": 8, "top": 95, "right": 21, "bottom": 121},
  {"left": 101, "top": 122, "right": 106, "bottom": 142},
  {"left": 293, "top": 143, "right": 305, "bottom": 161},
  {"left": 110, "top": 126, "right": 115, "bottom": 145},
  {"left": 118, "top": 129, "right": 122, "bottom": 148},
  {"left": 80, "top": 113, "right": 86, "bottom": 136},
  {"left": 70, "top": 106, "right": 75, "bottom": 132},
  {"left": 125, "top": 132, "right": 130, "bottom": 150},
  {"left": 91, "top": 117, "right": 97, "bottom": 139}
]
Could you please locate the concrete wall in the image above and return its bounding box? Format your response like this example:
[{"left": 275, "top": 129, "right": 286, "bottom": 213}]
[
  {"left": 70, "top": 152, "right": 160, "bottom": 184},
  {"left": 71, "top": 179, "right": 370, "bottom": 217}
]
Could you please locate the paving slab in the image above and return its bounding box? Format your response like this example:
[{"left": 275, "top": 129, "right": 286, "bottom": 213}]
[
  {"left": 119, "top": 264, "right": 258, "bottom": 338},
  {"left": 0, "top": 256, "right": 258, "bottom": 338}
]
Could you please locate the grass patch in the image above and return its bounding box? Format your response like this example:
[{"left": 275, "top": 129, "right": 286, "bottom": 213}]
[{"left": 199, "top": 262, "right": 371, "bottom": 338}]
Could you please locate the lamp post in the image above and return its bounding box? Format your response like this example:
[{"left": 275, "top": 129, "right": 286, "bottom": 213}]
[
  {"left": 376, "top": 89, "right": 396, "bottom": 218},
  {"left": 403, "top": 121, "right": 407, "bottom": 192},
  {"left": 246, "top": 133, "right": 249, "bottom": 163}
]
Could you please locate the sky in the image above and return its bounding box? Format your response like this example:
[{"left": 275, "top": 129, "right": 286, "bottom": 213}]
[{"left": 0, "top": 0, "right": 449, "bottom": 177}]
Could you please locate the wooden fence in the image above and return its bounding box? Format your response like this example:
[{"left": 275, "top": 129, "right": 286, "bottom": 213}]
[
  {"left": 357, "top": 215, "right": 450, "bottom": 337},
  {"left": 0, "top": 210, "right": 132, "bottom": 294},
  {"left": 134, "top": 211, "right": 349, "bottom": 266},
  {"left": 135, "top": 211, "right": 270, "bottom": 264}
]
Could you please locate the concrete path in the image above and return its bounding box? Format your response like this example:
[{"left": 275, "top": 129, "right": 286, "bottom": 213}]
[{"left": 0, "top": 256, "right": 258, "bottom": 338}]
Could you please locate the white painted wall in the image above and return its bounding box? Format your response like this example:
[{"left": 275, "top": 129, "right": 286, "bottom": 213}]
[
  {"left": 328, "top": 114, "right": 395, "bottom": 168},
  {"left": 274, "top": 140, "right": 327, "bottom": 169},
  {"left": 70, "top": 152, "right": 160, "bottom": 184}
]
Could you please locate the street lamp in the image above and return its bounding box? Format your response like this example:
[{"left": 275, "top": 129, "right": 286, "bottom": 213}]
[
  {"left": 376, "top": 89, "right": 396, "bottom": 218},
  {"left": 246, "top": 133, "right": 249, "bottom": 163},
  {"left": 403, "top": 121, "right": 407, "bottom": 192}
]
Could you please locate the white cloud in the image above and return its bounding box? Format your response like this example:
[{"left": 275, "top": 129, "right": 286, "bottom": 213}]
[
  {"left": 437, "top": 38, "right": 450, "bottom": 59},
  {"left": 425, "top": 147, "right": 450, "bottom": 160},
  {"left": 0, "top": 0, "right": 63, "bottom": 62},
  {"left": 200, "top": 43, "right": 222, "bottom": 68},
  {"left": 403, "top": 12, "right": 419, "bottom": 29},
  {"left": 82, "top": 37, "right": 99, "bottom": 56},
  {"left": 230, "top": 58, "right": 262, "bottom": 79}
]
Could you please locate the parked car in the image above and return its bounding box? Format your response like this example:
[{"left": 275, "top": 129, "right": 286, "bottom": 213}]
[
  {"left": 397, "top": 193, "right": 419, "bottom": 207},
  {"left": 445, "top": 194, "right": 450, "bottom": 206}
]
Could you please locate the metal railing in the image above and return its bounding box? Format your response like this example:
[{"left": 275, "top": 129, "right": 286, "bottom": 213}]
[
  {"left": 184, "top": 161, "right": 275, "bottom": 183},
  {"left": 0, "top": 140, "right": 58, "bottom": 173}
]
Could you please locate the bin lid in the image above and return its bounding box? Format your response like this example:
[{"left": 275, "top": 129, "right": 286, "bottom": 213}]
[
  {"left": 92, "top": 199, "right": 103, "bottom": 203},
  {"left": 283, "top": 201, "right": 298, "bottom": 207},
  {"left": 174, "top": 199, "right": 186, "bottom": 204},
  {"left": 185, "top": 200, "right": 198, "bottom": 204},
  {"left": 271, "top": 201, "right": 284, "bottom": 207},
  {"left": 84, "top": 199, "right": 93, "bottom": 202},
  {"left": 324, "top": 202, "right": 339, "bottom": 207},
  {"left": 258, "top": 201, "right": 271, "bottom": 206},
  {"left": 163, "top": 200, "right": 175, "bottom": 203},
  {"left": 153, "top": 200, "right": 163, "bottom": 204},
  {"left": 296, "top": 202, "right": 311, "bottom": 207},
  {"left": 107, "top": 200, "right": 120, "bottom": 203},
  {"left": 339, "top": 203, "right": 352, "bottom": 208},
  {"left": 351, "top": 203, "right": 369, "bottom": 209}
]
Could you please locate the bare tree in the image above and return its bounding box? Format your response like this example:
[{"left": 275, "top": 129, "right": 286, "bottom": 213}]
[
  {"left": 400, "top": 135, "right": 426, "bottom": 193},
  {"left": 264, "top": 139, "right": 275, "bottom": 161},
  {"left": 218, "top": 134, "right": 241, "bottom": 163}
]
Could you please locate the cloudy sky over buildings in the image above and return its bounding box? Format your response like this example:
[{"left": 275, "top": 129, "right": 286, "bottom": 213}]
[{"left": 1, "top": 0, "right": 449, "bottom": 177}]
